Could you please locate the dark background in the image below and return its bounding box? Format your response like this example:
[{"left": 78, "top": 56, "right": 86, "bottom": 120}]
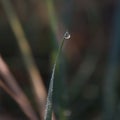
[{"left": 0, "top": 0, "right": 119, "bottom": 120}]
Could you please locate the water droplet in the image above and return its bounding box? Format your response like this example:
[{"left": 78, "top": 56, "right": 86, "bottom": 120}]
[{"left": 64, "top": 31, "right": 71, "bottom": 40}]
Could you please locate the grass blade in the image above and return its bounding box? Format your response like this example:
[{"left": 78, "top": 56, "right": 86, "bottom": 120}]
[
  {"left": 44, "top": 31, "right": 70, "bottom": 120},
  {"left": 1, "top": 0, "right": 47, "bottom": 118}
]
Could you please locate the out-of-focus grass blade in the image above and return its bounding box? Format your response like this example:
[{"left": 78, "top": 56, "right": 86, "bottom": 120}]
[
  {"left": 1, "top": 0, "right": 47, "bottom": 118},
  {"left": 103, "top": 1, "right": 120, "bottom": 120},
  {"left": 0, "top": 56, "right": 39, "bottom": 120},
  {"left": 44, "top": 32, "right": 70, "bottom": 120}
]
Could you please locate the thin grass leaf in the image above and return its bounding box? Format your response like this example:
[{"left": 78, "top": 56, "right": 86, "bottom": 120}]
[
  {"left": 44, "top": 31, "right": 70, "bottom": 120},
  {"left": 1, "top": 0, "right": 47, "bottom": 118},
  {"left": 0, "top": 56, "right": 39, "bottom": 120}
]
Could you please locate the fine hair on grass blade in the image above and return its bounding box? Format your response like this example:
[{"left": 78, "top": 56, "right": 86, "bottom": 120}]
[{"left": 44, "top": 31, "right": 70, "bottom": 120}]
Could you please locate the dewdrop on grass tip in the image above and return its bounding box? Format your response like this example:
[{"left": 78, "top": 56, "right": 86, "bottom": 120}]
[{"left": 64, "top": 31, "right": 71, "bottom": 40}]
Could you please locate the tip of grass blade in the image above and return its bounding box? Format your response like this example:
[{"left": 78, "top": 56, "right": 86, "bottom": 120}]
[{"left": 44, "top": 31, "right": 70, "bottom": 120}]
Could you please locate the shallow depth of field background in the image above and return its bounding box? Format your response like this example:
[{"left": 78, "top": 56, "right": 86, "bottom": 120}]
[{"left": 0, "top": 0, "right": 119, "bottom": 120}]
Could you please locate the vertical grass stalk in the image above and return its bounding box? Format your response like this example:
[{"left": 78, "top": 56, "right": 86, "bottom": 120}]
[
  {"left": 1, "top": 0, "right": 47, "bottom": 118},
  {"left": 44, "top": 32, "right": 70, "bottom": 120}
]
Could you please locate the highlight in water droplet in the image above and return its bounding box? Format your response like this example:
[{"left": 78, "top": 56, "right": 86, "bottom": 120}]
[{"left": 64, "top": 31, "right": 71, "bottom": 40}]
